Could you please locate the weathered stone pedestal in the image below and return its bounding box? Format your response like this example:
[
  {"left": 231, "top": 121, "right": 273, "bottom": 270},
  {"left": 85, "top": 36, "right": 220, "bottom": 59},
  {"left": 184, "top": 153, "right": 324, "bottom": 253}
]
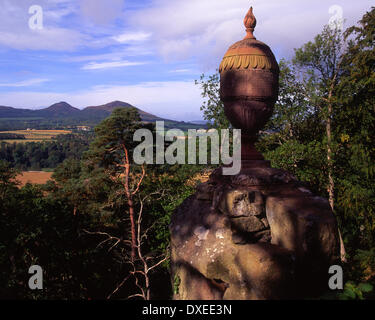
[{"left": 170, "top": 167, "right": 340, "bottom": 300}]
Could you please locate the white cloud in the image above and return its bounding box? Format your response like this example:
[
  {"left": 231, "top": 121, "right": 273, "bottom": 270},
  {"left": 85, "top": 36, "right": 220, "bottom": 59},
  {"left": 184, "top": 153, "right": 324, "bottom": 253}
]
[
  {"left": 130, "top": 0, "right": 374, "bottom": 67},
  {"left": 0, "top": 0, "right": 371, "bottom": 57},
  {"left": 112, "top": 32, "right": 152, "bottom": 43},
  {"left": 64, "top": 52, "right": 127, "bottom": 62},
  {"left": 63, "top": 47, "right": 153, "bottom": 63},
  {"left": 44, "top": 6, "right": 76, "bottom": 21},
  {"left": 0, "top": 28, "right": 86, "bottom": 51},
  {"left": 0, "top": 0, "right": 86, "bottom": 51},
  {"left": 79, "top": 0, "right": 125, "bottom": 25},
  {"left": 0, "top": 78, "right": 50, "bottom": 87},
  {"left": 169, "top": 69, "right": 192, "bottom": 73},
  {"left": 81, "top": 60, "right": 148, "bottom": 70},
  {"left": 0, "top": 0, "right": 123, "bottom": 51}
]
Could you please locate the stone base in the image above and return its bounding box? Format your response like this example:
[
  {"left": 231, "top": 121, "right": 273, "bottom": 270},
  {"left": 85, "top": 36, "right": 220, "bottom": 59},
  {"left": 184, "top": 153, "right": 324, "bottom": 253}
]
[
  {"left": 241, "top": 160, "right": 271, "bottom": 169},
  {"left": 170, "top": 167, "right": 340, "bottom": 300}
]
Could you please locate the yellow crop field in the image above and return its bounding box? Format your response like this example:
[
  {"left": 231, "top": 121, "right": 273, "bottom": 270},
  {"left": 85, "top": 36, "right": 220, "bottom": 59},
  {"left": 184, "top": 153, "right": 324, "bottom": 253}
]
[
  {"left": 0, "top": 129, "right": 71, "bottom": 143},
  {"left": 16, "top": 171, "right": 53, "bottom": 187},
  {"left": 1, "top": 139, "right": 58, "bottom": 144}
]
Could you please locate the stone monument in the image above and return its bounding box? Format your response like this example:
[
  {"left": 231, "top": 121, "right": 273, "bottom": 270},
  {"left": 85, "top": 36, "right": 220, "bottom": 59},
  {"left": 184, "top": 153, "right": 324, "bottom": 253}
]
[{"left": 170, "top": 7, "right": 340, "bottom": 300}]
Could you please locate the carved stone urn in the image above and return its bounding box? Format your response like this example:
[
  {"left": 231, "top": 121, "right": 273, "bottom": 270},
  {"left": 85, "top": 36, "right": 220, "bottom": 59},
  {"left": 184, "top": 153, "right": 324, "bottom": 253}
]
[{"left": 219, "top": 7, "right": 279, "bottom": 167}]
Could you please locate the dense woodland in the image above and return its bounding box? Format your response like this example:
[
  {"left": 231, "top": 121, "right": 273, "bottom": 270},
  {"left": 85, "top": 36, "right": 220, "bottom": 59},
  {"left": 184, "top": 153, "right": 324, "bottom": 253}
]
[
  {"left": 0, "top": 8, "right": 374, "bottom": 300},
  {"left": 0, "top": 134, "right": 92, "bottom": 170}
]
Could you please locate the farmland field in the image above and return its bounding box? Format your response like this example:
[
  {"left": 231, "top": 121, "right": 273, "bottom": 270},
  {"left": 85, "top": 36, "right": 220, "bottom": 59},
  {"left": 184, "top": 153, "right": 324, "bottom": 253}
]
[
  {"left": 0, "top": 129, "right": 71, "bottom": 143},
  {"left": 16, "top": 171, "right": 53, "bottom": 187}
]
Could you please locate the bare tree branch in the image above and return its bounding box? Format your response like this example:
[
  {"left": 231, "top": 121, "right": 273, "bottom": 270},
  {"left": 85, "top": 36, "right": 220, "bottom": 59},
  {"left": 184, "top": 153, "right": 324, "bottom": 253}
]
[
  {"left": 107, "top": 274, "right": 131, "bottom": 299},
  {"left": 132, "top": 165, "right": 145, "bottom": 196}
]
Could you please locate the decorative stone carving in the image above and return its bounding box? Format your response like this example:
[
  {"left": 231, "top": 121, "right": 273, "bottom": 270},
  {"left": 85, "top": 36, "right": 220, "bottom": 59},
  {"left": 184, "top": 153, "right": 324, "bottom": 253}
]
[{"left": 220, "top": 6, "right": 279, "bottom": 165}]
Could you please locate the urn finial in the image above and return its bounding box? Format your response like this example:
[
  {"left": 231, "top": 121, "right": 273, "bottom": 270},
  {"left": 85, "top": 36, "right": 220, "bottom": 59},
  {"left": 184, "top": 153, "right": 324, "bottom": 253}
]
[
  {"left": 219, "top": 6, "right": 279, "bottom": 168},
  {"left": 244, "top": 7, "right": 257, "bottom": 40}
]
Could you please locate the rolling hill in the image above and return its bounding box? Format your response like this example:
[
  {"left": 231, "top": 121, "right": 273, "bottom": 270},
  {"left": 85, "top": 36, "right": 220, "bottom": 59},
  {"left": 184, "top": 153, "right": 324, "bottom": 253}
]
[
  {"left": 40, "top": 102, "right": 81, "bottom": 117},
  {"left": 0, "top": 101, "right": 205, "bottom": 131},
  {"left": 81, "top": 101, "right": 164, "bottom": 122}
]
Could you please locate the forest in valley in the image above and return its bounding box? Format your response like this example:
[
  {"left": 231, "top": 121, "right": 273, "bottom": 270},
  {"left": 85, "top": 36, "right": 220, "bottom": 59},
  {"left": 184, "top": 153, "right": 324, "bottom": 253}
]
[
  {"left": 0, "top": 7, "right": 374, "bottom": 300},
  {"left": 0, "top": 133, "right": 92, "bottom": 170}
]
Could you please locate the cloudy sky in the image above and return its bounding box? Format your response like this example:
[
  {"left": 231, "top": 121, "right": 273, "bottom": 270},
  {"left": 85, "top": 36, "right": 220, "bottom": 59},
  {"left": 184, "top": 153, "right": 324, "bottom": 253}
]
[{"left": 0, "top": 0, "right": 373, "bottom": 121}]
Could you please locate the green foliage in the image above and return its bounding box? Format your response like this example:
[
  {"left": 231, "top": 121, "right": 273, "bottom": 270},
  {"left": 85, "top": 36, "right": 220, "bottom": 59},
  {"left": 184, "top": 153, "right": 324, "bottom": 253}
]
[
  {"left": 0, "top": 181, "right": 120, "bottom": 299},
  {"left": 353, "top": 249, "right": 375, "bottom": 281},
  {"left": 334, "top": 7, "right": 375, "bottom": 247},
  {"left": 0, "top": 133, "right": 92, "bottom": 170},
  {"left": 320, "top": 281, "right": 374, "bottom": 300},
  {"left": 338, "top": 282, "right": 373, "bottom": 300},
  {"left": 0, "top": 160, "right": 19, "bottom": 202},
  {"left": 195, "top": 72, "right": 230, "bottom": 129},
  {"left": 261, "top": 140, "right": 327, "bottom": 193},
  {"left": 173, "top": 274, "right": 181, "bottom": 295},
  {"left": 293, "top": 25, "right": 345, "bottom": 87},
  {"left": 264, "top": 59, "right": 320, "bottom": 140},
  {"left": 141, "top": 164, "right": 202, "bottom": 254},
  {"left": 86, "top": 108, "right": 147, "bottom": 171}
]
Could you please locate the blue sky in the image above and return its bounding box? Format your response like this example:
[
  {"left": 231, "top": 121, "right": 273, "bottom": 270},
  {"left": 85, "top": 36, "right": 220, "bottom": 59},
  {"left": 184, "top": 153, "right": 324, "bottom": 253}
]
[{"left": 0, "top": 0, "right": 373, "bottom": 121}]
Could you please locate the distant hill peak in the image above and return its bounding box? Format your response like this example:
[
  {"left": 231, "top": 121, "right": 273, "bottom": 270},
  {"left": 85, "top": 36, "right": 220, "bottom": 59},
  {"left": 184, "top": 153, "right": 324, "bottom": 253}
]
[
  {"left": 106, "top": 100, "right": 133, "bottom": 107},
  {"left": 82, "top": 101, "right": 164, "bottom": 122},
  {"left": 41, "top": 101, "right": 80, "bottom": 117},
  {"left": 45, "top": 102, "right": 78, "bottom": 111},
  {"left": 84, "top": 101, "right": 134, "bottom": 112}
]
